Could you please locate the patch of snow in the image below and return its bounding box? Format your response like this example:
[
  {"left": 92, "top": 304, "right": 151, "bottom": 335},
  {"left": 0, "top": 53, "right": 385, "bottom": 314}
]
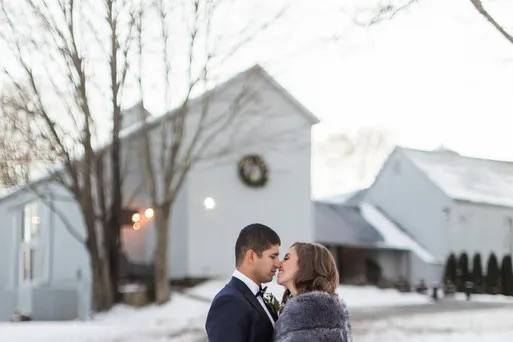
[
  {"left": 401, "top": 147, "right": 513, "bottom": 208},
  {"left": 0, "top": 293, "right": 209, "bottom": 342},
  {"left": 119, "top": 283, "right": 147, "bottom": 293},
  {"left": 187, "top": 279, "right": 433, "bottom": 309},
  {"left": 354, "top": 307, "right": 513, "bottom": 342},
  {"left": 339, "top": 285, "right": 432, "bottom": 308},
  {"left": 185, "top": 279, "right": 227, "bottom": 301}
]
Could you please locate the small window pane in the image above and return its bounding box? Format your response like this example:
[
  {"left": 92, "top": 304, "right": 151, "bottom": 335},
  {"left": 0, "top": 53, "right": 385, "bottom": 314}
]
[{"left": 23, "top": 202, "right": 40, "bottom": 243}]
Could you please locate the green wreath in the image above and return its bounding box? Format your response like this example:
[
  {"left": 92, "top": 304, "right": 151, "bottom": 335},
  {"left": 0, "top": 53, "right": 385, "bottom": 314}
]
[{"left": 238, "top": 154, "right": 268, "bottom": 188}]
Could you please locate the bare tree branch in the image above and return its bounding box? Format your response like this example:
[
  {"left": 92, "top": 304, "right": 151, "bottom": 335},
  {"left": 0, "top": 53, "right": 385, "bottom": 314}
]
[
  {"left": 354, "top": 0, "right": 419, "bottom": 26},
  {"left": 469, "top": 0, "right": 513, "bottom": 44}
]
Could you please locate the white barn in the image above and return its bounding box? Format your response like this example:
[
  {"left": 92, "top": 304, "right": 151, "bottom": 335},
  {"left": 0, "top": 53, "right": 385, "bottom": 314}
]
[
  {"left": 0, "top": 65, "right": 318, "bottom": 320},
  {"left": 318, "top": 147, "right": 513, "bottom": 287}
]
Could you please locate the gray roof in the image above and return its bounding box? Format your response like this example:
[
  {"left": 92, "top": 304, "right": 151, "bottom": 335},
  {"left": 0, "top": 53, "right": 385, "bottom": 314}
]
[
  {"left": 120, "top": 64, "right": 319, "bottom": 140},
  {"left": 314, "top": 201, "right": 383, "bottom": 247},
  {"left": 399, "top": 147, "right": 513, "bottom": 208},
  {"left": 314, "top": 201, "right": 437, "bottom": 262}
]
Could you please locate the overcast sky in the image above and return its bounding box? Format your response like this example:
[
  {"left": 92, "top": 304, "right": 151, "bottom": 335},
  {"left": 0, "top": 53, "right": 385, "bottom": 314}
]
[{"left": 233, "top": 0, "right": 513, "bottom": 159}]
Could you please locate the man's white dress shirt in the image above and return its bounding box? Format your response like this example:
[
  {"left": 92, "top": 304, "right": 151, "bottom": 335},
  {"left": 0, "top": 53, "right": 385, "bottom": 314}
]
[{"left": 233, "top": 270, "right": 275, "bottom": 326}]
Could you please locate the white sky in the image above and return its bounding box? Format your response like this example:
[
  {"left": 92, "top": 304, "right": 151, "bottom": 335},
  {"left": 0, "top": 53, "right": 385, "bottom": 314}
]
[{"left": 221, "top": 0, "right": 513, "bottom": 159}]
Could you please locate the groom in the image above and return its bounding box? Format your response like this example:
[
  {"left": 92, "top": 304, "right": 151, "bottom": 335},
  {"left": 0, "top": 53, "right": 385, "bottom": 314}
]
[{"left": 206, "top": 223, "right": 281, "bottom": 342}]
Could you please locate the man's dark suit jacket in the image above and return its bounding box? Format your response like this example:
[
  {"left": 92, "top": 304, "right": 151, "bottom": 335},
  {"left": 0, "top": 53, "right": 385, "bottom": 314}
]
[{"left": 206, "top": 277, "right": 277, "bottom": 342}]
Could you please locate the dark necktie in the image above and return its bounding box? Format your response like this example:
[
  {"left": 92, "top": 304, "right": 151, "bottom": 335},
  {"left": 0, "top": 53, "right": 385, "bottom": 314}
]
[
  {"left": 255, "top": 285, "right": 278, "bottom": 321},
  {"left": 255, "top": 285, "right": 267, "bottom": 298}
]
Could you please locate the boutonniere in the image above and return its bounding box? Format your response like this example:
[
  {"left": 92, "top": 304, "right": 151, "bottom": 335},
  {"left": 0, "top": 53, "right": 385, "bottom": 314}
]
[{"left": 263, "top": 292, "right": 281, "bottom": 316}]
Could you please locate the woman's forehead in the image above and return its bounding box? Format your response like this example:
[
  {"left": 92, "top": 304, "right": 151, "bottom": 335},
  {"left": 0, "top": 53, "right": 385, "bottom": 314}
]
[{"left": 287, "top": 247, "right": 297, "bottom": 255}]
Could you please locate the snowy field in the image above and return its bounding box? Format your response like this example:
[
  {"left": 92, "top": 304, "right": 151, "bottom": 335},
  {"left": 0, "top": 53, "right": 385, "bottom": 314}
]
[
  {"left": 1, "top": 280, "right": 513, "bottom": 342},
  {"left": 354, "top": 307, "right": 513, "bottom": 342}
]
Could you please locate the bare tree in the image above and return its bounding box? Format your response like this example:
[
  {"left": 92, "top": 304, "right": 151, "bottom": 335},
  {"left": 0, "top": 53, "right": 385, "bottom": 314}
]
[
  {"left": 356, "top": 0, "right": 512, "bottom": 44},
  {"left": 313, "top": 128, "right": 394, "bottom": 198},
  {"left": 469, "top": 0, "right": 513, "bottom": 44},
  {"left": 0, "top": 104, "right": 32, "bottom": 187},
  {"left": 0, "top": 0, "right": 136, "bottom": 311},
  {"left": 1, "top": 0, "right": 288, "bottom": 308},
  {"left": 132, "top": 0, "right": 287, "bottom": 304},
  {"left": 353, "top": 0, "right": 420, "bottom": 26}
]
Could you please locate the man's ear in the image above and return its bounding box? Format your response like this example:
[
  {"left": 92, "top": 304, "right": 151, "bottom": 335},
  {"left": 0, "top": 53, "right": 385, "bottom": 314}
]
[{"left": 247, "top": 249, "right": 255, "bottom": 264}]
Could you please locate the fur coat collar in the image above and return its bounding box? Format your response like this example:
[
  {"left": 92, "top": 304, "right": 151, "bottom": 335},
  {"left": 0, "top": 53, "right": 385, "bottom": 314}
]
[{"left": 274, "top": 291, "right": 352, "bottom": 342}]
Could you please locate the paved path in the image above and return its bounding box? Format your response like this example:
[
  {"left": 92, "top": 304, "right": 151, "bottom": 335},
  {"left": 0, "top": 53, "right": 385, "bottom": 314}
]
[{"left": 350, "top": 299, "right": 513, "bottom": 321}]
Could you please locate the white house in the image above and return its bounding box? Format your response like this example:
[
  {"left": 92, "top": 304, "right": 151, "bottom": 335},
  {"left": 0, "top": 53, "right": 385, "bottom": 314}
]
[
  {"left": 318, "top": 147, "right": 513, "bottom": 287},
  {"left": 0, "top": 65, "right": 318, "bottom": 320}
]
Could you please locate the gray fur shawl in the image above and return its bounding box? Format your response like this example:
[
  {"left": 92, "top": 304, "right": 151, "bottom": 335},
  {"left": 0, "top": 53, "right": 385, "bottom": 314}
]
[{"left": 273, "top": 291, "right": 352, "bottom": 342}]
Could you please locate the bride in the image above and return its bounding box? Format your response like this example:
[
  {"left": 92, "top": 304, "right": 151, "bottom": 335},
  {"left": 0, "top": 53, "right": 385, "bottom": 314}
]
[{"left": 274, "top": 242, "right": 352, "bottom": 342}]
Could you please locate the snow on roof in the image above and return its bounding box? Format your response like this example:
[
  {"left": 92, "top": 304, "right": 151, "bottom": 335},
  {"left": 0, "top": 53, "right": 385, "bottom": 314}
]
[
  {"left": 315, "top": 200, "right": 437, "bottom": 263},
  {"left": 119, "top": 64, "right": 319, "bottom": 140},
  {"left": 399, "top": 147, "right": 513, "bottom": 208},
  {"left": 315, "top": 201, "right": 384, "bottom": 247},
  {"left": 359, "top": 203, "right": 436, "bottom": 263},
  {"left": 0, "top": 184, "right": 35, "bottom": 204},
  {"left": 321, "top": 189, "right": 368, "bottom": 206}
]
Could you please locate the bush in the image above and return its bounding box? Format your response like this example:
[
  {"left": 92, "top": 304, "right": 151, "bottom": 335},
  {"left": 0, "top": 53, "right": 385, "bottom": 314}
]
[
  {"left": 472, "top": 253, "right": 483, "bottom": 293},
  {"left": 501, "top": 255, "right": 513, "bottom": 296},
  {"left": 444, "top": 253, "right": 457, "bottom": 285},
  {"left": 485, "top": 253, "right": 500, "bottom": 294},
  {"left": 457, "top": 253, "right": 469, "bottom": 292}
]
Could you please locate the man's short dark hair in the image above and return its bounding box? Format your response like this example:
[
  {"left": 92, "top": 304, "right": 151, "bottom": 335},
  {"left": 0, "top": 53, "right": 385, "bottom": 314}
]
[{"left": 235, "top": 223, "right": 280, "bottom": 266}]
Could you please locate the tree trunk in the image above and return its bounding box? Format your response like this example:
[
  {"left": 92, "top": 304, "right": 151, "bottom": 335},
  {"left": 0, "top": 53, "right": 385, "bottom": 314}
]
[
  {"left": 109, "top": 0, "right": 123, "bottom": 302},
  {"left": 90, "top": 251, "right": 114, "bottom": 311},
  {"left": 84, "top": 215, "right": 114, "bottom": 311},
  {"left": 109, "top": 140, "right": 122, "bottom": 303},
  {"left": 154, "top": 205, "right": 171, "bottom": 304}
]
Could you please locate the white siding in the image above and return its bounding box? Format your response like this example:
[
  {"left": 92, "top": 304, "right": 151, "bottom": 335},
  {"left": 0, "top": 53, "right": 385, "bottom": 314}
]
[
  {"left": 185, "top": 75, "right": 314, "bottom": 277},
  {"left": 366, "top": 149, "right": 452, "bottom": 261},
  {"left": 448, "top": 201, "right": 513, "bottom": 262},
  {"left": 0, "top": 183, "right": 89, "bottom": 320},
  {"left": 47, "top": 184, "right": 89, "bottom": 287}
]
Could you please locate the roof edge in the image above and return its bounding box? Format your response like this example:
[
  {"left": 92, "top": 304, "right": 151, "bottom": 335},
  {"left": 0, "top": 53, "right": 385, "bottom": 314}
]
[{"left": 250, "top": 64, "right": 320, "bottom": 125}]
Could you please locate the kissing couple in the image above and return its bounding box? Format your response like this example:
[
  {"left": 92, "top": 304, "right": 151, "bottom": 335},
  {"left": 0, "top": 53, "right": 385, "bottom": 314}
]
[{"left": 206, "top": 223, "right": 352, "bottom": 342}]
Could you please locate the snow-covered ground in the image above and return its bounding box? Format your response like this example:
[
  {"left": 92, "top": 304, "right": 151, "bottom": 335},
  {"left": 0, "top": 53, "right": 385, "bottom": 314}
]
[
  {"left": 186, "top": 278, "right": 433, "bottom": 308},
  {"left": 0, "top": 292, "right": 210, "bottom": 342},
  {"left": 353, "top": 307, "right": 513, "bottom": 342},
  {"left": 1, "top": 280, "right": 513, "bottom": 342}
]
